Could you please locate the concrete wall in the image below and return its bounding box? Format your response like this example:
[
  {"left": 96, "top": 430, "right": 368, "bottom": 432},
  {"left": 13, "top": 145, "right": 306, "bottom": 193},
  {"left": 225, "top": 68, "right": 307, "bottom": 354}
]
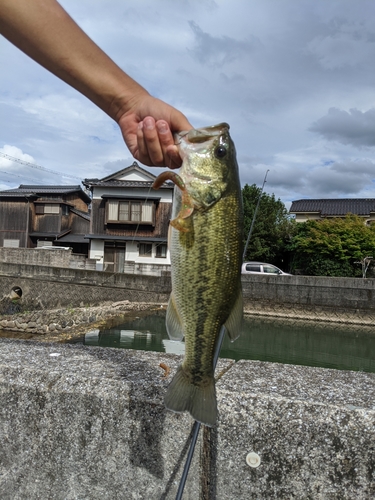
[
  {"left": 241, "top": 274, "right": 375, "bottom": 316},
  {"left": 1, "top": 339, "right": 374, "bottom": 499},
  {"left": 0, "top": 247, "right": 97, "bottom": 270},
  {"left": 0, "top": 262, "right": 171, "bottom": 310},
  {"left": 0, "top": 247, "right": 171, "bottom": 275},
  {"left": 0, "top": 247, "right": 73, "bottom": 267},
  {"left": 1, "top": 262, "right": 375, "bottom": 319}
]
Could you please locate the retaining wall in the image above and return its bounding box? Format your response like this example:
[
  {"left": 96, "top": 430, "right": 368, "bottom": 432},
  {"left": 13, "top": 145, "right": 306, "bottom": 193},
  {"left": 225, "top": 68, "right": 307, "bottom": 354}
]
[
  {"left": 0, "top": 262, "right": 171, "bottom": 310},
  {"left": 242, "top": 273, "right": 375, "bottom": 313},
  {"left": 1, "top": 339, "right": 374, "bottom": 499},
  {"left": 1, "top": 262, "right": 375, "bottom": 319}
]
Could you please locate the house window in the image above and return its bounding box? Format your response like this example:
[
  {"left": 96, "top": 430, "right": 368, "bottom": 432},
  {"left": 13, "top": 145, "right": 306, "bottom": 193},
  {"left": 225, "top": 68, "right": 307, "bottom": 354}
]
[
  {"left": 4, "top": 239, "right": 20, "bottom": 248},
  {"left": 155, "top": 244, "right": 167, "bottom": 258},
  {"left": 35, "top": 204, "right": 59, "bottom": 214},
  {"left": 61, "top": 205, "right": 69, "bottom": 216},
  {"left": 107, "top": 199, "right": 154, "bottom": 224},
  {"left": 139, "top": 243, "right": 152, "bottom": 257},
  {"left": 44, "top": 204, "right": 59, "bottom": 214}
]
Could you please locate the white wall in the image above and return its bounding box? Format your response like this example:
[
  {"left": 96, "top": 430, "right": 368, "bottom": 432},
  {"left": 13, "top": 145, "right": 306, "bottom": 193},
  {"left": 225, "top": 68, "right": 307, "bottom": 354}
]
[{"left": 89, "top": 240, "right": 104, "bottom": 270}]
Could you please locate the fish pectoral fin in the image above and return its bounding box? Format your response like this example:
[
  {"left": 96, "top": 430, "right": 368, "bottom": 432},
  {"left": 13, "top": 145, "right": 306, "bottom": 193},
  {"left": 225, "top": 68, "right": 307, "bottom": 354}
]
[
  {"left": 170, "top": 214, "right": 193, "bottom": 233},
  {"left": 164, "top": 366, "right": 217, "bottom": 427},
  {"left": 170, "top": 191, "right": 195, "bottom": 233},
  {"left": 224, "top": 287, "right": 243, "bottom": 342},
  {"left": 166, "top": 294, "right": 185, "bottom": 340}
]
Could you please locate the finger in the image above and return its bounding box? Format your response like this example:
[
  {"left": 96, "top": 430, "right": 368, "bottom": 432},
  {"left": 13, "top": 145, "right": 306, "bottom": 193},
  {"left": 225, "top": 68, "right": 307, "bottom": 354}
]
[
  {"left": 142, "top": 116, "right": 165, "bottom": 166},
  {"left": 136, "top": 121, "right": 151, "bottom": 164},
  {"left": 165, "top": 144, "right": 182, "bottom": 169},
  {"left": 156, "top": 120, "right": 181, "bottom": 169}
]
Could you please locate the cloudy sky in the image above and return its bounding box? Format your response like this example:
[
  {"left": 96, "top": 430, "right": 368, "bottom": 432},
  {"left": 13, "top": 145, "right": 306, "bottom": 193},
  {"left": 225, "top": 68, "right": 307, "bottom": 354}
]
[{"left": 1, "top": 0, "right": 375, "bottom": 208}]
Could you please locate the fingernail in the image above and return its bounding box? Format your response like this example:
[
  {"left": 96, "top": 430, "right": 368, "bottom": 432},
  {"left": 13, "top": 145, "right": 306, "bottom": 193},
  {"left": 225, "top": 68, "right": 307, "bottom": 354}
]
[
  {"left": 156, "top": 121, "right": 168, "bottom": 134},
  {"left": 144, "top": 117, "right": 154, "bottom": 130}
]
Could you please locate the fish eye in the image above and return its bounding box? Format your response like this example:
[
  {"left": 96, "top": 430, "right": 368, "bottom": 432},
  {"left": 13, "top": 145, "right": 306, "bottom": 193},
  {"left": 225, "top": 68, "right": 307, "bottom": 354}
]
[{"left": 215, "top": 145, "right": 227, "bottom": 159}]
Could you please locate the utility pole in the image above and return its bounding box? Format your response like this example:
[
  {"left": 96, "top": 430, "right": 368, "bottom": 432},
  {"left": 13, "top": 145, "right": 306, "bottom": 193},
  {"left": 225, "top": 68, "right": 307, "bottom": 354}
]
[{"left": 243, "top": 170, "right": 269, "bottom": 261}]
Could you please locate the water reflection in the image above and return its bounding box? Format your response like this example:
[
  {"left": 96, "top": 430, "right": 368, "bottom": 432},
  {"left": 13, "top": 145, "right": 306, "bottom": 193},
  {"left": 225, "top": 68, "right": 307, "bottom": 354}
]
[{"left": 70, "top": 310, "right": 375, "bottom": 373}]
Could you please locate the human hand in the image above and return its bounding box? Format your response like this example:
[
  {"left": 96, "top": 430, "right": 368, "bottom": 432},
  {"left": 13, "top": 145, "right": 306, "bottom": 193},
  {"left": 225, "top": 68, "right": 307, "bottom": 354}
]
[{"left": 117, "top": 94, "right": 193, "bottom": 169}]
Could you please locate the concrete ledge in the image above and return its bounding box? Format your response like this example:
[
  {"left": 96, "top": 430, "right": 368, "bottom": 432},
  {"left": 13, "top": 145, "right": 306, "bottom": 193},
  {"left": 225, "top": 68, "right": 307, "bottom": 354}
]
[
  {"left": 1, "top": 340, "right": 374, "bottom": 499},
  {"left": 216, "top": 361, "right": 375, "bottom": 499}
]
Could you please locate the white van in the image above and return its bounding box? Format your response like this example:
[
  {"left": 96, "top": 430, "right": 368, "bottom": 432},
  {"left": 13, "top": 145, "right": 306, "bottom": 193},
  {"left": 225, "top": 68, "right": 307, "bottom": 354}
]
[{"left": 242, "top": 261, "right": 292, "bottom": 275}]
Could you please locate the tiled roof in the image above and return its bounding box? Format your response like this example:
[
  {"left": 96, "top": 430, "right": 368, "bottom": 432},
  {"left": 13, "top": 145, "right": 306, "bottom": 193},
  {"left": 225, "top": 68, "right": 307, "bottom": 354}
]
[
  {"left": 29, "top": 231, "right": 68, "bottom": 238},
  {"left": 83, "top": 179, "right": 173, "bottom": 188},
  {"left": 1, "top": 184, "right": 82, "bottom": 194},
  {"left": 70, "top": 207, "right": 91, "bottom": 220},
  {"left": 99, "top": 162, "right": 156, "bottom": 182},
  {"left": 57, "top": 234, "right": 89, "bottom": 243},
  {"left": 290, "top": 199, "right": 375, "bottom": 216},
  {"left": 86, "top": 234, "right": 167, "bottom": 242},
  {"left": 0, "top": 184, "right": 91, "bottom": 203}
]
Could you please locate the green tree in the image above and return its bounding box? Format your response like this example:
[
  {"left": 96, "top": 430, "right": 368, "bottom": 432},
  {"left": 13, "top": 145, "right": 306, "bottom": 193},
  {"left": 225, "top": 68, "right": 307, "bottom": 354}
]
[
  {"left": 242, "top": 184, "right": 294, "bottom": 268},
  {"left": 288, "top": 215, "right": 375, "bottom": 277}
]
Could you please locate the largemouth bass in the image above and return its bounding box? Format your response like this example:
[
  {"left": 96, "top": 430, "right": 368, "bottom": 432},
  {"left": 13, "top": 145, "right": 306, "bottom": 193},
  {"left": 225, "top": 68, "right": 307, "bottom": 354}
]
[{"left": 153, "top": 122, "right": 243, "bottom": 427}]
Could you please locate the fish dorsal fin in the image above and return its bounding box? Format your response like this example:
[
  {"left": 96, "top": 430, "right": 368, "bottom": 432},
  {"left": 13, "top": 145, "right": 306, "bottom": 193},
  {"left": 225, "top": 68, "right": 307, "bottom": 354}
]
[
  {"left": 224, "top": 286, "right": 243, "bottom": 342},
  {"left": 166, "top": 293, "right": 185, "bottom": 340}
]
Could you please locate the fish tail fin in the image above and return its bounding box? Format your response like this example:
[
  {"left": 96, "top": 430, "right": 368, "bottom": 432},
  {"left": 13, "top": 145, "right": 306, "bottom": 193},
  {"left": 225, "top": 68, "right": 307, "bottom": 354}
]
[{"left": 164, "top": 366, "right": 217, "bottom": 427}]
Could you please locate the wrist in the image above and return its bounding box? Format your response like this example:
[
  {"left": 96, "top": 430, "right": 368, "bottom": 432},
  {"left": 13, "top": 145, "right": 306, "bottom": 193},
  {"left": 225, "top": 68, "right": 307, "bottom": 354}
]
[{"left": 108, "top": 81, "right": 150, "bottom": 123}]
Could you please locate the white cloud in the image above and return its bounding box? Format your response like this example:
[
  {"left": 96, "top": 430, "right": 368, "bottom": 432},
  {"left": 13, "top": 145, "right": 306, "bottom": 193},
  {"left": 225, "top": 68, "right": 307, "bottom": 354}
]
[{"left": 2, "top": 0, "right": 375, "bottom": 205}]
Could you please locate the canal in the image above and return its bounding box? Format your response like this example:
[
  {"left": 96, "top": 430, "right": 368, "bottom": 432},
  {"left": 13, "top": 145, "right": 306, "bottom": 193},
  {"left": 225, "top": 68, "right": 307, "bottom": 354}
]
[{"left": 68, "top": 309, "right": 375, "bottom": 373}]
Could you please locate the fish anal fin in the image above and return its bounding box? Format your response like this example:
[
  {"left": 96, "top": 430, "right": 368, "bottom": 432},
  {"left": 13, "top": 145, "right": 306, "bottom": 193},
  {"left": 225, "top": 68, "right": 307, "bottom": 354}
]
[
  {"left": 164, "top": 366, "right": 217, "bottom": 427},
  {"left": 224, "top": 286, "right": 243, "bottom": 342},
  {"left": 166, "top": 294, "right": 185, "bottom": 340}
]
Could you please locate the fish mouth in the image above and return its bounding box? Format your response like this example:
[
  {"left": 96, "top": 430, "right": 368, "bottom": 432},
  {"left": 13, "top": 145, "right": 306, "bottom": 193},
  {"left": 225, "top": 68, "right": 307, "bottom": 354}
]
[{"left": 175, "top": 122, "right": 229, "bottom": 145}]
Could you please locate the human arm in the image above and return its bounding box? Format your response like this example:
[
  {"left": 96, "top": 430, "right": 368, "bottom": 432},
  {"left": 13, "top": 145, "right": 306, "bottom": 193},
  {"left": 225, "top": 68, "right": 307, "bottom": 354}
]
[{"left": 0, "top": 0, "right": 192, "bottom": 167}]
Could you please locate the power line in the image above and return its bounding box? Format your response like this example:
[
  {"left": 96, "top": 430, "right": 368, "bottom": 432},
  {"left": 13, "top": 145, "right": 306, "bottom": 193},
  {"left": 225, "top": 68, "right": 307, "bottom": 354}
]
[
  {"left": 0, "top": 151, "right": 82, "bottom": 181},
  {"left": 0, "top": 169, "right": 43, "bottom": 184}
]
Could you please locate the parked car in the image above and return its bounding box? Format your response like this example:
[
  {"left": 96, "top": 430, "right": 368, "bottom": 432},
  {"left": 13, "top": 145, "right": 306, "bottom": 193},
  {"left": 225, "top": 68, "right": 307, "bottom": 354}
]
[{"left": 242, "top": 261, "right": 292, "bottom": 275}]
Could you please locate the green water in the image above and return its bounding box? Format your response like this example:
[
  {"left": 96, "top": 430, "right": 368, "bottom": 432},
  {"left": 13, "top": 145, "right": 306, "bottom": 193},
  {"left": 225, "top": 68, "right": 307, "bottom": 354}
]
[{"left": 69, "top": 310, "right": 375, "bottom": 373}]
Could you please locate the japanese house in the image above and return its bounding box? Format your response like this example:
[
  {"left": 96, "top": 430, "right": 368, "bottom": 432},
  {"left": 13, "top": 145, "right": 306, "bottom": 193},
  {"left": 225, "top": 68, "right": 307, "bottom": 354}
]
[
  {"left": 0, "top": 184, "right": 91, "bottom": 253},
  {"left": 289, "top": 199, "right": 375, "bottom": 224},
  {"left": 83, "top": 162, "right": 173, "bottom": 272}
]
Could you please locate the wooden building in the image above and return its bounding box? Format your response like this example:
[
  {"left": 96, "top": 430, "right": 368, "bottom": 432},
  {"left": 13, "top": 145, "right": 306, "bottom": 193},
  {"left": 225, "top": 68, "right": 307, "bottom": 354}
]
[
  {"left": 0, "top": 185, "right": 91, "bottom": 253},
  {"left": 289, "top": 198, "right": 375, "bottom": 224},
  {"left": 83, "top": 162, "right": 173, "bottom": 272}
]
